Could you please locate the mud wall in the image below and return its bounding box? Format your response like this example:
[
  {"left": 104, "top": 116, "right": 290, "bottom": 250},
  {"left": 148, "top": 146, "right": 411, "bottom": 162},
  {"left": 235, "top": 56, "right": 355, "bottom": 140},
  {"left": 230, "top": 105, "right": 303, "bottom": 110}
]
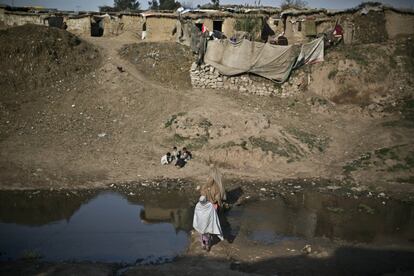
[
  {"left": 190, "top": 17, "right": 236, "bottom": 37},
  {"left": 284, "top": 16, "right": 308, "bottom": 44},
  {"left": 102, "top": 16, "right": 123, "bottom": 36},
  {"left": 352, "top": 11, "right": 388, "bottom": 44},
  {"left": 222, "top": 17, "right": 236, "bottom": 37},
  {"left": 146, "top": 17, "right": 177, "bottom": 41},
  {"left": 66, "top": 16, "right": 90, "bottom": 36},
  {"left": 385, "top": 10, "right": 414, "bottom": 38},
  {"left": 198, "top": 18, "right": 213, "bottom": 32},
  {"left": 121, "top": 14, "right": 143, "bottom": 34},
  {"left": 0, "top": 12, "right": 47, "bottom": 27},
  {"left": 267, "top": 17, "right": 284, "bottom": 36}
]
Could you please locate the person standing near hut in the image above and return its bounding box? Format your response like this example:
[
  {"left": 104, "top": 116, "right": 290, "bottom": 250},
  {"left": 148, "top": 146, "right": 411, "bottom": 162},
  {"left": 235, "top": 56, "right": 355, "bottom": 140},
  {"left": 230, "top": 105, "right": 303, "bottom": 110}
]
[
  {"left": 193, "top": 195, "right": 223, "bottom": 251},
  {"left": 200, "top": 165, "right": 226, "bottom": 210}
]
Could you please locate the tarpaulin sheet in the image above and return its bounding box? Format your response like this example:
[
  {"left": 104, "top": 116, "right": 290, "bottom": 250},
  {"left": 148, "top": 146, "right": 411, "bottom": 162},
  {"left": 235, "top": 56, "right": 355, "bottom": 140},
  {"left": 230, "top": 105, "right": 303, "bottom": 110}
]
[
  {"left": 204, "top": 37, "right": 324, "bottom": 83},
  {"left": 204, "top": 39, "right": 298, "bottom": 82},
  {"left": 294, "top": 37, "right": 324, "bottom": 67}
]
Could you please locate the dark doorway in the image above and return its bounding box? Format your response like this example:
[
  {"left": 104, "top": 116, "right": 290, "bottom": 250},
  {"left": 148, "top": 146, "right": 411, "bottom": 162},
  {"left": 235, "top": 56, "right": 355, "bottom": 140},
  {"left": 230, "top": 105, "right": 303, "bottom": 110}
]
[
  {"left": 195, "top": 23, "right": 203, "bottom": 32},
  {"left": 48, "top": 16, "right": 64, "bottom": 29},
  {"left": 213, "top": 20, "right": 223, "bottom": 32},
  {"left": 91, "top": 18, "right": 104, "bottom": 37}
]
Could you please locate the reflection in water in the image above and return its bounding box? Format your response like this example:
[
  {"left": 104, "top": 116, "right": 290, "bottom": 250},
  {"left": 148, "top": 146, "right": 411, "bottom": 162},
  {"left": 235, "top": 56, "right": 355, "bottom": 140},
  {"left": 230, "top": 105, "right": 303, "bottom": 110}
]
[
  {"left": 140, "top": 207, "right": 193, "bottom": 232},
  {"left": 0, "top": 192, "right": 191, "bottom": 263},
  {"left": 229, "top": 192, "right": 414, "bottom": 244},
  {"left": 1, "top": 189, "right": 413, "bottom": 262},
  {"left": 0, "top": 191, "right": 97, "bottom": 225}
]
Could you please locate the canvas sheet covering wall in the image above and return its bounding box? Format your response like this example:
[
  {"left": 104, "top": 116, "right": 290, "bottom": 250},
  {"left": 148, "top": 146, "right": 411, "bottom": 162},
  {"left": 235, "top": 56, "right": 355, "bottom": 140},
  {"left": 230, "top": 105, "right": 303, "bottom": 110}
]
[
  {"left": 204, "top": 37, "right": 324, "bottom": 83},
  {"left": 294, "top": 37, "right": 324, "bottom": 67}
]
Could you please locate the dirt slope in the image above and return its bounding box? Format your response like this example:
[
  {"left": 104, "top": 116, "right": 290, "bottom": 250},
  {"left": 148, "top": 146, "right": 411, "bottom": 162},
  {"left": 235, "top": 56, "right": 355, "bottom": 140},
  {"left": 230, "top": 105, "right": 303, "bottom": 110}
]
[
  {"left": 0, "top": 26, "right": 413, "bottom": 196},
  {"left": 0, "top": 25, "right": 100, "bottom": 93},
  {"left": 119, "top": 42, "right": 194, "bottom": 89}
]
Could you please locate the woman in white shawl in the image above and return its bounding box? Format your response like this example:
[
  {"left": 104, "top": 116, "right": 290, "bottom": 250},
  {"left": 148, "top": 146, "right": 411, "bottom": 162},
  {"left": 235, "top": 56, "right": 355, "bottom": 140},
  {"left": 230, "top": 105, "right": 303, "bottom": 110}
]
[{"left": 193, "top": 195, "right": 223, "bottom": 251}]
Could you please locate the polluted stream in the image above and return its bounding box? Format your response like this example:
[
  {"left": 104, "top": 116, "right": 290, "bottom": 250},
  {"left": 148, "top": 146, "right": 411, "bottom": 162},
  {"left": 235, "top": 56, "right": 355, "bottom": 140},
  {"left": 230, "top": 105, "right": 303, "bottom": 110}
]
[{"left": 0, "top": 186, "right": 414, "bottom": 267}]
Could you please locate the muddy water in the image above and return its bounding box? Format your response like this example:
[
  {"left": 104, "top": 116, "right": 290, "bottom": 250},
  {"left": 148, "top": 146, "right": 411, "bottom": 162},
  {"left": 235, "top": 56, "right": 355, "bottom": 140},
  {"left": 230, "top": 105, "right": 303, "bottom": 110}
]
[
  {"left": 1, "top": 189, "right": 413, "bottom": 265},
  {"left": 228, "top": 191, "right": 414, "bottom": 246},
  {"left": 0, "top": 191, "right": 193, "bottom": 263}
]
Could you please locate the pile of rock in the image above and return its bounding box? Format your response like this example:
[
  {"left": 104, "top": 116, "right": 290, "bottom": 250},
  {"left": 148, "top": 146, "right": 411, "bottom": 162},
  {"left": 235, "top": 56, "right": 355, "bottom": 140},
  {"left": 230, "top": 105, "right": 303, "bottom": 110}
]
[
  {"left": 190, "top": 62, "right": 278, "bottom": 96},
  {"left": 190, "top": 62, "right": 308, "bottom": 97},
  {"left": 280, "top": 71, "right": 307, "bottom": 98},
  {"left": 190, "top": 63, "right": 224, "bottom": 89},
  {"left": 224, "top": 75, "right": 277, "bottom": 96}
]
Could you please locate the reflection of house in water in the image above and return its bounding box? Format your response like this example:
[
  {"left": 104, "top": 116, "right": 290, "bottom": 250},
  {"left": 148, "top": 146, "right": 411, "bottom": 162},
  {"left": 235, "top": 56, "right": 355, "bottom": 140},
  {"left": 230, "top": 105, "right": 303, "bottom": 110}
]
[
  {"left": 127, "top": 190, "right": 194, "bottom": 232},
  {"left": 0, "top": 191, "right": 97, "bottom": 226},
  {"left": 239, "top": 192, "right": 414, "bottom": 244},
  {"left": 139, "top": 206, "right": 193, "bottom": 232}
]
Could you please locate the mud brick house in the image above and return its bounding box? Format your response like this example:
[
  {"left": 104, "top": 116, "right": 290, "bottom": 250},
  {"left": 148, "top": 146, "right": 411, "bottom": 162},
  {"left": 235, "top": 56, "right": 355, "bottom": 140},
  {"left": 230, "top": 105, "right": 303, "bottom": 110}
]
[{"left": 0, "top": 3, "right": 413, "bottom": 44}]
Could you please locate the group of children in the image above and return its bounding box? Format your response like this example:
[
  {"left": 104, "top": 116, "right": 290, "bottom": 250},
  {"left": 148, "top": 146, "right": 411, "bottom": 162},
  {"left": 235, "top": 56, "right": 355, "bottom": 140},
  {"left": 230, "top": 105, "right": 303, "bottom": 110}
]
[{"left": 161, "top": 146, "right": 192, "bottom": 168}]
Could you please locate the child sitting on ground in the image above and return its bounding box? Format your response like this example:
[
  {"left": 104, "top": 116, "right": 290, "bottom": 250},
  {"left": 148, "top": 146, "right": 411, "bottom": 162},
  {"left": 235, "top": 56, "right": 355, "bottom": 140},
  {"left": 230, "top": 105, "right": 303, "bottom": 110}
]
[
  {"left": 161, "top": 152, "right": 172, "bottom": 165},
  {"left": 181, "top": 147, "right": 192, "bottom": 161},
  {"left": 172, "top": 146, "right": 180, "bottom": 161},
  {"left": 175, "top": 147, "right": 192, "bottom": 168}
]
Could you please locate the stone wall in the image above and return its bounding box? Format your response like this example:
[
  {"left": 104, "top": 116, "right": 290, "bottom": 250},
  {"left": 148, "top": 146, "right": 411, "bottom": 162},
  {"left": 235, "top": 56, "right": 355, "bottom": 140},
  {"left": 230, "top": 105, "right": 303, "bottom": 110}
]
[{"left": 190, "top": 62, "right": 306, "bottom": 97}]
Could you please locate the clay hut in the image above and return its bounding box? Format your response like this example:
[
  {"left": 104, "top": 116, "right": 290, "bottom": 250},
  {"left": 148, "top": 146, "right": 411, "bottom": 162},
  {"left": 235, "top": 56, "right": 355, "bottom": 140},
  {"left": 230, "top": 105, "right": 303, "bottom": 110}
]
[
  {"left": 93, "top": 13, "right": 126, "bottom": 36},
  {"left": 0, "top": 9, "right": 48, "bottom": 27},
  {"left": 120, "top": 13, "right": 144, "bottom": 35},
  {"left": 281, "top": 3, "right": 414, "bottom": 45},
  {"left": 142, "top": 9, "right": 271, "bottom": 42},
  {"left": 141, "top": 12, "right": 178, "bottom": 41},
  {"left": 66, "top": 14, "right": 91, "bottom": 36}
]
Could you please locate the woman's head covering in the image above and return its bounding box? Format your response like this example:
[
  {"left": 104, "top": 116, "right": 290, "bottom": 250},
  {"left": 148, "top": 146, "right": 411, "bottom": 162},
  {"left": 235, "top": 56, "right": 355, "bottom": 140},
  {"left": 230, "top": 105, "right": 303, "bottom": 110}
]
[
  {"left": 199, "top": 195, "right": 207, "bottom": 204},
  {"left": 209, "top": 165, "right": 226, "bottom": 201}
]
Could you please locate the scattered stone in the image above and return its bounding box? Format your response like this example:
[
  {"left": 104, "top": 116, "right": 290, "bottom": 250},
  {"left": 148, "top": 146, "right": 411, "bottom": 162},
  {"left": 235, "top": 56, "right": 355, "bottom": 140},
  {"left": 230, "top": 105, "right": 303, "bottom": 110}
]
[
  {"left": 358, "top": 203, "right": 375, "bottom": 214},
  {"left": 302, "top": 245, "right": 312, "bottom": 254},
  {"left": 326, "top": 186, "right": 341, "bottom": 191}
]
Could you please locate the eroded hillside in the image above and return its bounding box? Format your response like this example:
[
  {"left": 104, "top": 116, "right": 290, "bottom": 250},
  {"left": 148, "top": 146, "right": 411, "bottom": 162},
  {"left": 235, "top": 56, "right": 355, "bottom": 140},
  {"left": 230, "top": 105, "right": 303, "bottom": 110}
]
[{"left": 0, "top": 25, "right": 413, "bottom": 196}]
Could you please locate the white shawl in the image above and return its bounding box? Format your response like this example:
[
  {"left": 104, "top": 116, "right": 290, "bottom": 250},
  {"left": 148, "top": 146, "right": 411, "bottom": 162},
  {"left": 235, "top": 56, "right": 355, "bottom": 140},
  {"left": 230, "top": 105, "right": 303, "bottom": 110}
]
[{"left": 193, "top": 201, "right": 223, "bottom": 240}]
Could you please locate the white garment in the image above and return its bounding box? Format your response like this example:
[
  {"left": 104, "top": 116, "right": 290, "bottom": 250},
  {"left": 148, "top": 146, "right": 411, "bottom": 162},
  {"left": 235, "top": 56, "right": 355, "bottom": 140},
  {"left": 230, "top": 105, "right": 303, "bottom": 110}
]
[
  {"left": 160, "top": 155, "right": 170, "bottom": 165},
  {"left": 193, "top": 201, "right": 223, "bottom": 240},
  {"left": 172, "top": 150, "right": 179, "bottom": 160}
]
